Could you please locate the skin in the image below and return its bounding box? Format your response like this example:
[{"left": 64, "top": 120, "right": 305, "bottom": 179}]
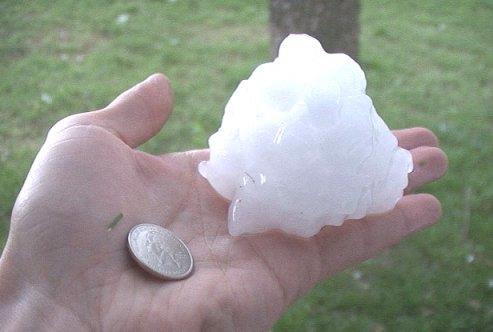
[{"left": 0, "top": 74, "right": 448, "bottom": 331}]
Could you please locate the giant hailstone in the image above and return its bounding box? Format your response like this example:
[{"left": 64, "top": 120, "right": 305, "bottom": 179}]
[{"left": 199, "top": 34, "right": 413, "bottom": 237}]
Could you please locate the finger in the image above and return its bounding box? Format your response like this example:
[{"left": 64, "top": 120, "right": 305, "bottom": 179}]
[
  {"left": 161, "top": 149, "right": 210, "bottom": 176},
  {"left": 50, "top": 73, "right": 173, "bottom": 148},
  {"left": 100, "top": 73, "right": 173, "bottom": 147},
  {"left": 315, "top": 193, "right": 442, "bottom": 277},
  {"left": 393, "top": 127, "right": 439, "bottom": 150},
  {"left": 407, "top": 146, "right": 448, "bottom": 193}
]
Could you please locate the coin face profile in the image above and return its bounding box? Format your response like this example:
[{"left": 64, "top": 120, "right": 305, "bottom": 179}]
[{"left": 128, "top": 224, "right": 194, "bottom": 280}]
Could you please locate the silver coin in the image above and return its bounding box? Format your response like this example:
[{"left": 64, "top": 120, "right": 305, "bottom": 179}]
[{"left": 128, "top": 224, "right": 193, "bottom": 280}]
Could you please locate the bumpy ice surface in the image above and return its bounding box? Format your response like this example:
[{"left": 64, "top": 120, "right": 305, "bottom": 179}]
[{"left": 199, "top": 34, "right": 413, "bottom": 237}]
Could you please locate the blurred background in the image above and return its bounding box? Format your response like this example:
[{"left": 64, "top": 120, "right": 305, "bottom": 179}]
[{"left": 0, "top": 0, "right": 491, "bottom": 330}]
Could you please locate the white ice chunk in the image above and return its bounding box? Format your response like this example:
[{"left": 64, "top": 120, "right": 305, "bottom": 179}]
[{"left": 199, "top": 34, "right": 413, "bottom": 237}]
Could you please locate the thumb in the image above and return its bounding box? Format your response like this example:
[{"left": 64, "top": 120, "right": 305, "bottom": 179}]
[{"left": 50, "top": 73, "right": 174, "bottom": 148}]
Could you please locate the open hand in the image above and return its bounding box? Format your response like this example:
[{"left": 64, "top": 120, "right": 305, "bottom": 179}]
[{"left": 0, "top": 74, "right": 447, "bottom": 331}]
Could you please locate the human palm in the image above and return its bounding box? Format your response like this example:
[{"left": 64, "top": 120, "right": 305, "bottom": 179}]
[{"left": 0, "top": 74, "right": 447, "bottom": 331}]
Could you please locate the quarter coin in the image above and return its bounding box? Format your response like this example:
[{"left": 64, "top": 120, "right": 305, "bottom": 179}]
[{"left": 128, "top": 224, "right": 193, "bottom": 280}]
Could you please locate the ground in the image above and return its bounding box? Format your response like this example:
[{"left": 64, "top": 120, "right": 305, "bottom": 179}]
[{"left": 0, "top": 0, "right": 492, "bottom": 330}]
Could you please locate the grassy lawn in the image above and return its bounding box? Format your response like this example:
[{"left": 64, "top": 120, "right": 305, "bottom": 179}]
[{"left": 1, "top": 0, "right": 491, "bottom": 330}]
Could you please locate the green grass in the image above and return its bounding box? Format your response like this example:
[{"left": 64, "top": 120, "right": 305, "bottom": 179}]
[{"left": 1, "top": 0, "right": 492, "bottom": 330}]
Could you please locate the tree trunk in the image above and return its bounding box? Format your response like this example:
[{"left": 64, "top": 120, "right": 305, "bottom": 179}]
[{"left": 269, "top": 0, "right": 360, "bottom": 60}]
